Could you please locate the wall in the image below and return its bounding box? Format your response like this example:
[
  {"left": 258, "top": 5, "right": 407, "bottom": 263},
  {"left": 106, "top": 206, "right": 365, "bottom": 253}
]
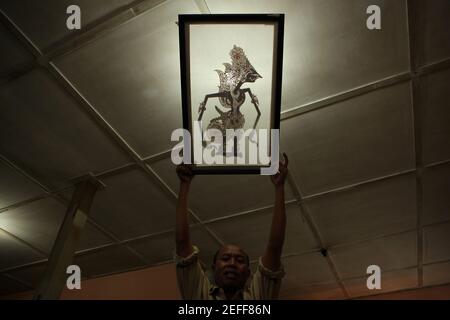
[
  {"left": 1, "top": 263, "right": 450, "bottom": 300},
  {"left": 2, "top": 263, "right": 181, "bottom": 300}
]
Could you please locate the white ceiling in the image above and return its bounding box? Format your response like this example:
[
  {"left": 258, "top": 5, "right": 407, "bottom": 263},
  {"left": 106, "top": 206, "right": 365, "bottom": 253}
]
[{"left": 0, "top": 0, "right": 449, "bottom": 299}]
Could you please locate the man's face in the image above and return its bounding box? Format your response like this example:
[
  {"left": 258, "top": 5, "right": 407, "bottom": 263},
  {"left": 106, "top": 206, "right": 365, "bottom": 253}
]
[{"left": 213, "top": 245, "right": 250, "bottom": 290}]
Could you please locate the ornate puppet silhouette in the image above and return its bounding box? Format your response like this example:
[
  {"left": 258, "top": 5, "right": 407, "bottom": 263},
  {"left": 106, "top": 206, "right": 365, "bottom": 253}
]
[{"left": 198, "top": 45, "right": 262, "bottom": 155}]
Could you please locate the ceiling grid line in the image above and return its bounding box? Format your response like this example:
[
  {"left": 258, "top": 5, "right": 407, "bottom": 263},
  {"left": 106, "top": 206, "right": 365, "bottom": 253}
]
[
  {"left": 406, "top": 0, "right": 424, "bottom": 288},
  {"left": 0, "top": 228, "right": 48, "bottom": 258},
  {"left": 0, "top": 154, "right": 52, "bottom": 192},
  {"left": 80, "top": 260, "right": 175, "bottom": 281},
  {"left": 74, "top": 243, "right": 118, "bottom": 255},
  {"left": 423, "top": 219, "right": 450, "bottom": 229},
  {"left": 0, "top": 0, "right": 169, "bottom": 84},
  {"left": 286, "top": 170, "right": 351, "bottom": 298},
  {"left": 301, "top": 169, "right": 417, "bottom": 201},
  {"left": 142, "top": 150, "right": 173, "bottom": 163},
  {"left": 0, "top": 162, "right": 138, "bottom": 215},
  {"left": 42, "top": 0, "right": 160, "bottom": 57},
  {"left": 280, "top": 57, "right": 450, "bottom": 121},
  {"left": 194, "top": 0, "right": 211, "bottom": 14},
  {"left": 0, "top": 259, "right": 48, "bottom": 275},
  {"left": 0, "top": 194, "right": 52, "bottom": 215},
  {"left": 424, "top": 158, "right": 450, "bottom": 169},
  {"left": 327, "top": 228, "right": 417, "bottom": 251},
  {"left": 0, "top": 9, "right": 42, "bottom": 57},
  {"left": 120, "top": 229, "right": 173, "bottom": 244},
  {"left": 1, "top": 273, "right": 34, "bottom": 291},
  {"left": 201, "top": 199, "right": 297, "bottom": 224}
]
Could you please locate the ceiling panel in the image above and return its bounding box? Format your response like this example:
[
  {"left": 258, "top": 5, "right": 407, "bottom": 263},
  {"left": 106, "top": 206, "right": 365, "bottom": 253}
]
[
  {"left": 206, "top": 204, "right": 318, "bottom": 260},
  {"left": 54, "top": 0, "right": 200, "bottom": 157},
  {"left": 423, "top": 261, "right": 450, "bottom": 287},
  {"left": 0, "top": 194, "right": 114, "bottom": 255},
  {"left": 0, "top": 229, "right": 45, "bottom": 271},
  {"left": 343, "top": 268, "right": 417, "bottom": 298},
  {"left": 73, "top": 245, "right": 145, "bottom": 278},
  {"left": 330, "top": 231, "right": 417, "bottom": 279},
  {"left": 282, "top": 252, "right": 336, "bottom": 285},
  {"left": 0, "top": 274, "right": 29, "bottom": 297},
  {"left": 413, "top": 0, "right": 450, "bottom": 66},
  {"left": 0, "top": 0, "right": 447, "bottom": 300},
  {"left": 5, "top": 263, "right": 47, "bottom": 289},
  {"left": 76, "top": 221, "right": 114, "bottom": 252},
  {"left": 90, "top": 168, "right": 176, "bottom": 240},
  {"left": 0, "top": 198, "right": 64, "bottom": 254},
  {"left": 0, "top": 68, "right": 130, "bottom": 189},
  {"left": 124, "top": 232, "right": 174, "bottom": 265},
  {"left": 187, "top": 225, "right": 221, "bottom": 266},
  {"left": 150, "top": 157, "right": 296, "bottom": 221},
  {"left": 127, "top": 225, "right": 220, "bottom": 266},
  {"left": 279, "top": 252, "right": 341, "bottom": 298},
  {"left": 0, "top": 159, "right": 44, "bottom": 209},
  {"left": 207, "top": 0, "right": 409, "bottom": 110},
  {"left": 281, "top": 82, "right": 415, "bottom": 196},
  {"left": 418, "top": 69, "right": 450, "bottom": 165},
  {"left": 0, "top": 23, "right": 33, "bottom": 76},
  {"left": 0, "top": 0, "right": 137, "bottom": 50},
  {"left": 423, "top": 221, "right": 450, "bottom": 264},
  {"left": 422, "top": 163, "right": 450, "bottom": 225},
  {"left": 306, "top": 173, "right": 417, "bottom": 247}
]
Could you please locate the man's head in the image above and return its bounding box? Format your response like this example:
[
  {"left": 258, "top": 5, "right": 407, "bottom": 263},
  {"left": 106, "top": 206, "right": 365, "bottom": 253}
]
[{"left": 212, "top": 244, "right": 250, "bottom": 291}]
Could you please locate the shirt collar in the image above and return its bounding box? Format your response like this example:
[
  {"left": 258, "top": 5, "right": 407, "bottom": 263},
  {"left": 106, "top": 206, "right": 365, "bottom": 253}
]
[{"left": 209, "top": 284, "right": 246, "bottom": 300}]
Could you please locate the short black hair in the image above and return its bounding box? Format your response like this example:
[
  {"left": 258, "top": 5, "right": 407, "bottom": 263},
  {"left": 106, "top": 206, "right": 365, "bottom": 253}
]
[{"left": 213, "top": 245, "right": 250, "bottom": 267}]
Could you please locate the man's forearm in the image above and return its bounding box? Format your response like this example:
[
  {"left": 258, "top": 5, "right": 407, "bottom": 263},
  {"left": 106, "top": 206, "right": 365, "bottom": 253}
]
[
  {"left": 175, "top": 182, "right": 193, "bottom": 257},
  {"left": 263, "top": 185, "right": 286, "bottom": 270},
  {"left": 269, "top": 185, "right": 286, "bottom": 250}
]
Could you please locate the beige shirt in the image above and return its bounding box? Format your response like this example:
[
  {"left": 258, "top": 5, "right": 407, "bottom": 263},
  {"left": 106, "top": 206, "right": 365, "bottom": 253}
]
[{"left": 175, "top": 246, "right": 285, "bottom": 300}]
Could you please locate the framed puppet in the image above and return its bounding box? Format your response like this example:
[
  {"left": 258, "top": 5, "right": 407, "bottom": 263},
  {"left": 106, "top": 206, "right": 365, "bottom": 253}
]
[{"left": 178, "top": 14, "right": 284, "bottom": 174}]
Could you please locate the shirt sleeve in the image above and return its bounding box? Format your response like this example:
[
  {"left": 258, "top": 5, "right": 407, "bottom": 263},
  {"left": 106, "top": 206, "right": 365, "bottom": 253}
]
[
  {"left": 248, "top": 257, "right": 285, "bottom": 300},
  {"left": 174, "top": 245, "right": 210, "bottom": 300}
]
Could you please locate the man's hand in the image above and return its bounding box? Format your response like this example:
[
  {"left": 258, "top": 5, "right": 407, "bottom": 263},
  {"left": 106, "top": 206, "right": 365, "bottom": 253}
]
[
  {"left": 176, "top": 164, "right": 194, "bottom": 184},
  {"left": 270, "top": 153, "right": 289, "bottom": 187}
]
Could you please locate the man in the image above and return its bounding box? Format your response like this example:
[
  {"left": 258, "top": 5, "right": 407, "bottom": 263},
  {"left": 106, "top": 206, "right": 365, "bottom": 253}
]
[{"left": 175, "top": 153, "right": 289, "bottom": 300}]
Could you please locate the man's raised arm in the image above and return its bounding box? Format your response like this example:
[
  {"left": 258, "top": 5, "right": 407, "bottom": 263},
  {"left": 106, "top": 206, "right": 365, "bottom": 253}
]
[
  {"left": 175, "top": 164, "right": 194, "bottom": 258},
  {"left": 262, "top": 153, "right": 289, "bottom": 271}
]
